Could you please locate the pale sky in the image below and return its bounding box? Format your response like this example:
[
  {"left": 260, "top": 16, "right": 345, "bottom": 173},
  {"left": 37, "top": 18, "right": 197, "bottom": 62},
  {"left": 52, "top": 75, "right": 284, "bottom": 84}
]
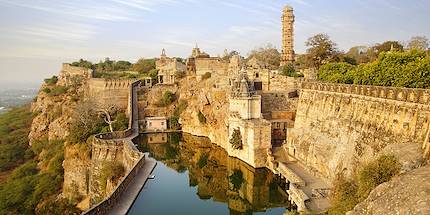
[{"left": 0, "top": 0, "right": 429, "bottom": 85}]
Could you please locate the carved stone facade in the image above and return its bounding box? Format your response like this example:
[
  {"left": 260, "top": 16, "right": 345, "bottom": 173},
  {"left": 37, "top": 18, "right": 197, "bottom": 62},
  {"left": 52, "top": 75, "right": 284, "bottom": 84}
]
[
  {"left": 228, "top": 73, "right": 272, "bottom": 168},
  {"left": 281, "top": 5, "right": 295, "bottom": 66},
  {"left": 156, "top": 49, "right": 186, "bottom": 85},
  {"left": 186, "top": 45, "right": 228, "bottom": 80}
]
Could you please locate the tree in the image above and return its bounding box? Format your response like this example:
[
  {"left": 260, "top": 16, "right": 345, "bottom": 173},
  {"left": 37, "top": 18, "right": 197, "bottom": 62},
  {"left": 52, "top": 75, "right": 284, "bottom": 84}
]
[
  {"left": 346, "top": 46, "right": 370, "bottom": 64},
  {"left": 407, "top": 36, "right": 429, "bottom": 51},
  {"left": 304, "top": 33, "right": 339, "bottom": 69},
  {"left": 132, "top": 58, "right": 156, "bottom": 74},
  {"left": 222, "top": 50, "right": 239, "bottom": 61},
  {"left": 318, "top": 62, "right": 356, "bottom": 84},
  {"left": 374, "top": 41, "right": 403, "bottom": 53},
  {"left": 248, "top": 44, "right": 281, "bottom": 69},
  {"left": 229, "top": 128, "right": 243, "bottom": 150}
]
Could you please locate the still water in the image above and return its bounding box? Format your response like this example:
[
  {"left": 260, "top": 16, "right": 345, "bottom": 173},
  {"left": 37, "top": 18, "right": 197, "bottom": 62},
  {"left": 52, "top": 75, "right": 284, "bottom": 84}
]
[{"left": 128, "top": 133, "right": 294, "bottom": 215}]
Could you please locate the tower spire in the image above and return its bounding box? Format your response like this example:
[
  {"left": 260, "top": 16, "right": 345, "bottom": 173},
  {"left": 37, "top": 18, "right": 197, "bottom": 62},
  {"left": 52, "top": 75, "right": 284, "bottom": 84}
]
[{"left": 281, "top": 5, "right": 295, "bottom": 66}]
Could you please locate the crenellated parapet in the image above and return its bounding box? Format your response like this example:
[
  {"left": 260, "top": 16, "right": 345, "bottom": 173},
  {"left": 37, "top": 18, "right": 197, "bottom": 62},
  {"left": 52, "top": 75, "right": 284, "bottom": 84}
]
[{"left": 302, "top": 82, "right": 430, "bottom": 105}]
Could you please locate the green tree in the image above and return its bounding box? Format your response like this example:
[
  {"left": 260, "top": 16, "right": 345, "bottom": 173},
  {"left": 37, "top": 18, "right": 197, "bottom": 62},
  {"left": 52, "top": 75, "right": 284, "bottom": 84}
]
[
  {"left": 248, "top": 44, "right": 281, "bottom": 69},
  {"left": 132, "top": 58, "right": 156, "bottom": 74},
  {"left": 229, "top": 128, "right": 243, "bottom": 150},
  {"left": 317, "top": 62, "right": 356, "bottom": 84},
  {"left": 304, "top": 33, "right": 339, "bottom": 69}
]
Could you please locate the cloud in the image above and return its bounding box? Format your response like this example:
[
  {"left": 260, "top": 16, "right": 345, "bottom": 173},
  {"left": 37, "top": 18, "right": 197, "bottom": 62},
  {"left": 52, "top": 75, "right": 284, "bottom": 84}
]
[{"left": 0, "top": 0, "right": 136, "bottom": 21}]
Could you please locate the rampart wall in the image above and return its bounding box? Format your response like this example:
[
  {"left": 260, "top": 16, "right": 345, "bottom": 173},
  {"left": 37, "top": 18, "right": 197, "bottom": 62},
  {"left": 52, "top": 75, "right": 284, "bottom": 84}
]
[
  {"left": 287, "top": 82, "right": 430, "bottom": 183},
  {"left": 85, "top": 80, "right": 145, "bottom": 213},
  {"left": 88, "top": 78, "right": 138, "bottom": 109}
]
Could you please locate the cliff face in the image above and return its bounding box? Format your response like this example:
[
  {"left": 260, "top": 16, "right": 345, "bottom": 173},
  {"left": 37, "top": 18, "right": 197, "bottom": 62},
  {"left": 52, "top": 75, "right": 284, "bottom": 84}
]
[
  {"left": 30, "top": 66, "right": 89, "bottom": 144},
  {"left": 287, "top": 85, "right": 430, "bottom": 183},
  {"left": 178, "top": 76, "right": 230, "bottom": 148}
]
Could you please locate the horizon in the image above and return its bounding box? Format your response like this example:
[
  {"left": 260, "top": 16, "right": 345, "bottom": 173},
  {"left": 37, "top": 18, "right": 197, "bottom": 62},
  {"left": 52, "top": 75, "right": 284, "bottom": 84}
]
[{"left": 1, "top": 0, "right": 429, "bottom": 84}]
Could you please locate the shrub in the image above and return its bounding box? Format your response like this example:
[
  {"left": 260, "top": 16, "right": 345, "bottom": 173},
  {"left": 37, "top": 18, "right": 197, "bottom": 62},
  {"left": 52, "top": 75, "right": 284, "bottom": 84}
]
[
  {"left": 112, "top": 112, "right": 128, "bottom": 131},
  {"left": 201, "top": 72, "right": 211, "bottom": 80},
  {"left": 156, "top": 91, "right": 176, "bottom": 107},
  {"left": 197, "top": 111, "right": 206, "bottom": 124},
  {"left": 229, "top": 128, "right": 243, "bottom": 150},
  {"left": 328, "top": 154, "right": 401, "bottom": 214},
  {"left": 281, "top": 63, "right": 304, "bottom": 77},
  {"left": 47, "top": 86, "right": 68, "bottom": 97},
  {"left": 197, "top": 153, "right": 209, "bottom": 168},
  {"left": 100, "top": 161, "right": 125, "bottom": 194},
  {"left": 42, "top": 88, "right": 51, "bottom": 94},
  {"left": 44, "top": 76, "right": 58, "bottom": 85},
  {"left": 229, "top": 169, "right": 244, "bottom": 191}
]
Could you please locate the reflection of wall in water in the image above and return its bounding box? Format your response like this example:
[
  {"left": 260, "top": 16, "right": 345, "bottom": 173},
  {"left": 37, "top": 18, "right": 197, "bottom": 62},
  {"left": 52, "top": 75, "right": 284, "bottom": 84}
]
[
  {"left": 147, "top": 133, "right": 168, "bottom": 144},
  {"left": 139, "top": 133, "right": 291, "bottom": 213}
]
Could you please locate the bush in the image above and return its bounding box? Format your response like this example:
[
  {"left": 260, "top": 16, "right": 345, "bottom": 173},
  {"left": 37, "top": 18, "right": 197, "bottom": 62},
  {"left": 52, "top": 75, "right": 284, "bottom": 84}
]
[
  {"left": 197, "top": 153, "right": 209, "bottom": 168},
  {"left": 47, "top": 86, "right": 68, "bottom": 97},
  {"left": 44, "top": 76, "right": 58, "bottom": 85},
  {"left": 156, "top": 91, "right": 176, "bottom": 107},
  {"left": 112, "top": 112, "right": 128, "bottom": 131},
  {"left": 229, "top": 169, "right": 244, "bottom": 191},
  {"left": 201, "top": 72, "right": 211, "bottom": 80},
  {"left": 281, "top": 63, "right": 304, "bottom": 77},
  {"left": 229, "top": 128, "right": 243, "bottom": 150},
  {"left": 100, "top": 161, "right": 125, "bottom": 194},
  {"left": 328, "top": 154, "right": 401, "bottom": 214},
  {"left": 197, "top": 111, "right": 206, "bottom": 124},
  {"left": 318, "top": 50, "right": 430, "bottom": 88}
]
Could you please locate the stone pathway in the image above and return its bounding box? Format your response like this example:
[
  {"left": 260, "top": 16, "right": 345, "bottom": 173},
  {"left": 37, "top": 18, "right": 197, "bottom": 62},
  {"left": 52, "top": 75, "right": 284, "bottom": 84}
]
[{"left": 107, "top": 156, "right": 157, "bottom": 215}]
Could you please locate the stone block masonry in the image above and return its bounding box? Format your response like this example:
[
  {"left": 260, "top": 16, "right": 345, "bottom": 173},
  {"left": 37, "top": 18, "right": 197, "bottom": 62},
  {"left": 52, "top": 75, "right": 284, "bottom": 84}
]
[{"left": 287, "top": 82, "right": 430, "bottom": 183}]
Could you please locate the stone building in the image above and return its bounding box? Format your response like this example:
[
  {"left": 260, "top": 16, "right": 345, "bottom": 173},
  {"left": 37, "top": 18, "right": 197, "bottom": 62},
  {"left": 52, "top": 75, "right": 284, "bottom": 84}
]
[
  {"left": 186, "top": 45, "right": 228, "bottom": 80},
  {"left": 245, "top": 57, "right": 271, "bottom": 91},
  {"left": 281, "top": 5, "right": 295, "bottom": 66},
  {"left": 228, "top": 72, "right": 271, "bottom": 168},
  {"left": 156, "top": 49, "right": 186, "bottom": 84}
]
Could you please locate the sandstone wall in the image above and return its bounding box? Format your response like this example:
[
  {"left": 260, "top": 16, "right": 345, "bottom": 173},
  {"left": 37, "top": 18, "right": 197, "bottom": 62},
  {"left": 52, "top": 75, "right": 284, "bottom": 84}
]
[
  {"left": 261, "top": 92, "right": 298, "bottom": 113},
  {"left": 228, "top": 118, "right": 272, "bottom": 168},
  {"left": 269, "top": 75, "right": 303, "bottom": 91},
  {"left": 287, "top": 82, "right": 430, "bottom": 183},
  {"left": 88, "top": 79, "right": 136, "bottom": 109}
]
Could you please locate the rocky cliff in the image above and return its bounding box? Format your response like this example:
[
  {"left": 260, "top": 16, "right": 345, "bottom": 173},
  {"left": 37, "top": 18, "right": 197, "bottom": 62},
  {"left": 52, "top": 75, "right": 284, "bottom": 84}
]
[
  {"left": 178, "top": 76, "right": 230, "bottom": 148},
  {"left": 347, "top": 164, "right": 430, "bottom": 215}
]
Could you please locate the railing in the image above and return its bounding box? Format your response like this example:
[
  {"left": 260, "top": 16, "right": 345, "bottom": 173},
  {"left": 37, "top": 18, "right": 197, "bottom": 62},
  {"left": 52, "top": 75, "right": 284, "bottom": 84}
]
[
  {"left": 301, "top": 82, "right": 430, "bottom": 105},
  {"left": 83, "top": 154, "right": 145, "bottom": 215}
]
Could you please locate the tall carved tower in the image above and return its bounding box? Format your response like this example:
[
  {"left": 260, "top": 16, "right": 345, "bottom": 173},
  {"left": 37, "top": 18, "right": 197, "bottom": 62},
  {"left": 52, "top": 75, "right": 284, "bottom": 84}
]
[{"left": 281, "top": 5, "right": 295, "bottom": 66}]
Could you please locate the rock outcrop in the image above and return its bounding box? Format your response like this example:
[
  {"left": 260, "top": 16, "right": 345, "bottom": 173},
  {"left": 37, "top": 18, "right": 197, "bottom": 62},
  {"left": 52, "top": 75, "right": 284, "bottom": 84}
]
[{"left": 347, "top": 164, "right": 430, "bottom": 215}]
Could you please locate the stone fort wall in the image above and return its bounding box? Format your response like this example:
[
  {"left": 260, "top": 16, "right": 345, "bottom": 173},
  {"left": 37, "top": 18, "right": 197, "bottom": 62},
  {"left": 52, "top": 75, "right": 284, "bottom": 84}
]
[
  {"left": 88, "top": 78, "right": 138, "bottom": 109},
  {"left": 287, "top": 82, "right": 430, "bottom": 183}
]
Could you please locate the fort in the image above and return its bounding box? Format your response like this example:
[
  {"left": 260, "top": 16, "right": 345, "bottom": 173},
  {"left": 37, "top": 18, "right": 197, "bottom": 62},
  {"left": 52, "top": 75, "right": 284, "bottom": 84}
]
[{"left": 36, "top": 4, "right": 429, "bottom": 214}]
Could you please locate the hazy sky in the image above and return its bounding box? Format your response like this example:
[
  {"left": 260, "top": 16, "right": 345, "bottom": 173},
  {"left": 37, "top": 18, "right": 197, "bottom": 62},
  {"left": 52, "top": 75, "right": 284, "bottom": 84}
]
[{"left": 0, "top": 0, "right": 429, "bottom": 85}]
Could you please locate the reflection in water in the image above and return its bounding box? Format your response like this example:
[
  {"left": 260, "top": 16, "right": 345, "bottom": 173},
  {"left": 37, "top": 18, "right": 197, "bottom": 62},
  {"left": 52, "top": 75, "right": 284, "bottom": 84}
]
[{"left": 129, "top": 133, "right": 294, "bottom": 215}]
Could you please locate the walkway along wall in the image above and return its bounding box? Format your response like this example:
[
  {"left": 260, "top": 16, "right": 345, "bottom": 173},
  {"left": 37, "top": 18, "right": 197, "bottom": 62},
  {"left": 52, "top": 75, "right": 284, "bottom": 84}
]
[
  {"left": 84, "top": 80, "right": 145, "bottom": 214},
  {"left": 286, "top": 82, "right": 430, "bottom": 183}
]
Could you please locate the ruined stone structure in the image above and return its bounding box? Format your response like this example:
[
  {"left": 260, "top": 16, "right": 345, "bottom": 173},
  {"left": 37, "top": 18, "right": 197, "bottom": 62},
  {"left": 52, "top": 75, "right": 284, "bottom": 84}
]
[
  {"left": 281, "top": 6, "right": 295, "bottom": 66},
  {"left": 186, "top": 45, "right": 228, "bottom": 80},
  {"left": 287, "top": 82, "right": 430, "bottom": 183},
  {"left": 155, "top": 49, "right": 186, "bottom": 85},
  {"left": 228, "top": 73, "right": 272, "bottom": 168}
]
